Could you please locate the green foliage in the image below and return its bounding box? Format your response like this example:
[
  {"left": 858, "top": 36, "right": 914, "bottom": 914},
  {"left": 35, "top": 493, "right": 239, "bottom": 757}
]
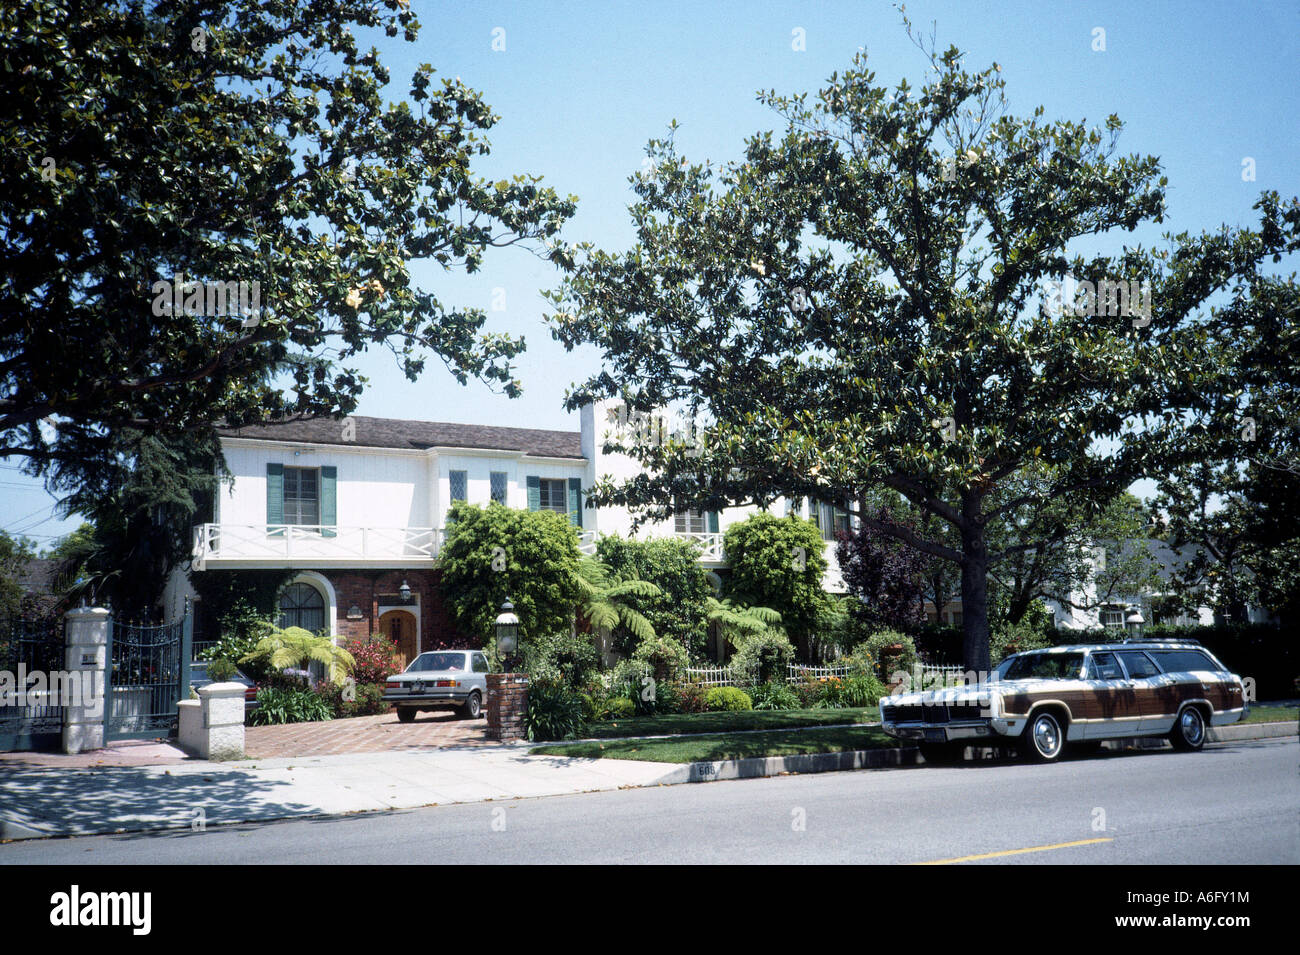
[
  {"left": 439, "top": 503, "right": 582, "bottom": 646},
  {"left": 0, "top": 530, "right": 37, "bottom": 627},
  {"left": 705, "top": 596, "right": 782, "bottom": 653},
  {"left": 594, "top": 535, "right": 714, "bottom": 659},
  {"left": 575, "top": 556, "right": 661, "bottom": 643},
  {"left": 315, "top": 681, "right": 389, "bottom": 719},
  {"left": 240, "top": 625, "right": 355, "bottom": 684},
  {"left": 545, "top": 25, "right": 1300, "bottom": 676},
  {"left": 46, "top": 432, "right": 224, "bottom": 618},
  {"left": 190, "top": 570, "right": 293, "bottom": 652},
  {"left": 603, "top": 697, "right": 637, "bottom": 720},
  {"left": 523, "top": 679, "right": 587, "bottom": 741},
  {"left": 722, "top": 514, "right": 831, "bottom": 656},
  {"left": 705, "top": 686, "right": 753, "bottom": 712},
  {"left": 729, "top": 628, "right": 795, "bottom": 685},
  {"left": 246, "top": 686, "right": 334, "bottom": 726},
  {"left": 1, "top": 0, "right": 576, "bottom": 484},
  {"left": 811, "top": 673, "right": 888, "bottom": 709},
  {"left": 673, "top": 682, "right": 709, "bottom": 714},
  {"left": 858, "top": 630, "right": 919, "bottom": 681},
  {"left": 520, "top": 631, "right": 602, "bottom": 688},
  {"left": 631, "top": 632, "right": 690, "bottom": 683},
  {"left": 749, "top": 680, "right": 800, "bottom": 710},
  {"left": 205, "top": 657, "right": 237, "bottom": 683}
]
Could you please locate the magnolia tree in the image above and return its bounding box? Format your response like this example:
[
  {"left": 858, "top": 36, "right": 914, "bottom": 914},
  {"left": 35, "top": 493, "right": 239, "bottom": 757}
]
[
  {"left": 547, "top": 32, "right": 1300, "bottom": 669},
  {"left": 1, "top": 0, "right": 575, "bottom": 481}
]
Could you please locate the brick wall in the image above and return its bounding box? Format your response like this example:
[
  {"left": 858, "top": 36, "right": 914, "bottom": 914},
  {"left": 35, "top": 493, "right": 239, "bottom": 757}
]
[{"left": 321, "top": 568, "right": 469, "bottom": 652}]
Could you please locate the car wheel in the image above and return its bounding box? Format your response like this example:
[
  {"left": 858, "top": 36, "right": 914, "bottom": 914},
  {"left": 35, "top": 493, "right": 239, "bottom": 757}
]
[
  {"left": 1169, "top": 706, "right": 1206, "bottom": 751},
  {"left": 459, "top": 690, "right": 482, "bottom": 720},
  {"left": 1022, "top": 711, "right": 1066, "bottom": 763},
  {"left": 918, "top": 742, "right": 963, "bottom": 765},
  {"left": 397, "top": 707, "right": 417, "bottom": 724}
]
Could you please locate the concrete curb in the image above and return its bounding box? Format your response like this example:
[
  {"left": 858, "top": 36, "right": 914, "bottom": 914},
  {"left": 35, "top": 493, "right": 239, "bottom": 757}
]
[
  {"left": 655, "top": 746, "right": 920, "bottom": 784},
  {"left": 1207, "top": 720, "right": 1297, "bottom": 742}
]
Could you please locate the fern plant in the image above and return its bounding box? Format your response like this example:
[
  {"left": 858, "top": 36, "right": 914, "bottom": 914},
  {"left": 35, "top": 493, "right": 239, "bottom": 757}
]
[
  {"left": 575, "top": 556, "right": 661, "bottom": 642},
  {"left": 239, "top": 625, "right": 355, "bottom": 685}
]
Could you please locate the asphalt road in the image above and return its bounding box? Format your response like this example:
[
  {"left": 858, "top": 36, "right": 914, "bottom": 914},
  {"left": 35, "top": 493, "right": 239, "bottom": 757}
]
[{"left": 3, "top": 738, "right": 1295, "bottom": 864}]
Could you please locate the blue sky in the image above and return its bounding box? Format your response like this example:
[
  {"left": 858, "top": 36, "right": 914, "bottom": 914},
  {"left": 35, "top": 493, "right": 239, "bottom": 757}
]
[{"left": 3, "top": 0, "right": 1297, "bottom": 545}]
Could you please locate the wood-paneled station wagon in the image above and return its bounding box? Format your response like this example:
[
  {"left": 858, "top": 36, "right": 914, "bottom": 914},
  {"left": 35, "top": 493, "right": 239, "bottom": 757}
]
[{"left": 880, "top": 641, "right": 1246, "bottom": 763}]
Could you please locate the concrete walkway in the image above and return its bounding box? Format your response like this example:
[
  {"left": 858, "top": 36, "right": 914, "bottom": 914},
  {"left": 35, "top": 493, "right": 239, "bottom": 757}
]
[{"left": 0, "top": 744, "right": 686, "bottom": 840}]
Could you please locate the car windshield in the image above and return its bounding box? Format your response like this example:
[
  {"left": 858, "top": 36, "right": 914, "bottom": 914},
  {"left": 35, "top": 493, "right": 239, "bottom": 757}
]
[
  {"left": 407, "top": 652, "right": 466, "bottom": 673},
  {"left": 1002, "top": 652, "right": 1084, "bottom": 681}
]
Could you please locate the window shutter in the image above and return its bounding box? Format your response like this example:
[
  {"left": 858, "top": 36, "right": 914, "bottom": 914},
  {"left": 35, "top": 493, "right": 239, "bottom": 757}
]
[
  {"left": 266, "top": 464, "right": 284, "bottom": 536},
  {"left": 320, "top": 466, "right": 337, "bottom": 538},
  {"left": 526, "top": 475, "right": 540, "bottom": 511},
  {"left": 707, "top": 510, "right": 719, "bottom": 534},
  {"left": 567, "top": 477, "right": 583, "bottom": 528}
]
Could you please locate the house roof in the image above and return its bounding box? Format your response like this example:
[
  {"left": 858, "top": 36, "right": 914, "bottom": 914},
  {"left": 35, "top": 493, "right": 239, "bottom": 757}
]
[{"left": 217, "top": 415, "right": 584, "bottom": 459}]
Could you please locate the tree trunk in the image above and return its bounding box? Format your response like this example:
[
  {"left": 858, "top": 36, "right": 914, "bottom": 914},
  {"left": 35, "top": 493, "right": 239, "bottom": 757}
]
[{"left": 960, "top": 505, "right": 992, "bottom": 673}]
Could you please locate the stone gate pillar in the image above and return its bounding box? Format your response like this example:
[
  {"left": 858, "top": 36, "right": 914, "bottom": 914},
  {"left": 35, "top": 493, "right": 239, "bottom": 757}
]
[{"left": 62, "top": 607, "right": 110, "bottom": 755}]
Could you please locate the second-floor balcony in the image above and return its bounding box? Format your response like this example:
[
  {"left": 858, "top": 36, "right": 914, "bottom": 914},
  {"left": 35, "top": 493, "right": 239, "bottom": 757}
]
[{"left": 190, "top": 524, "right": 837, "bottom": 583}]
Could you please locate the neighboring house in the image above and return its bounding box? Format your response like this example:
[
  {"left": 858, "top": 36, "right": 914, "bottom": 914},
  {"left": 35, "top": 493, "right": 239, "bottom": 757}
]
[
  {"left": 1044, "top": 539, "right": 1274, "bottom": 633},
  {"left": 168, "top": 399, "right": 849, "bottom": 662}
]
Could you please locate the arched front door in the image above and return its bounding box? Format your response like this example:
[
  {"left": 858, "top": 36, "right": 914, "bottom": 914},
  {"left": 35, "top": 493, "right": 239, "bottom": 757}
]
[{"left": 378, "top": 610, "right": 419, "bottom": 671}]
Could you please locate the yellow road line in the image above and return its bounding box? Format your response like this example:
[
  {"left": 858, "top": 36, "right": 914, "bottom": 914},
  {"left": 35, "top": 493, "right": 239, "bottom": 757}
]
[{"left": 914, "top": 837, "right": 1113, "bottom": 865}]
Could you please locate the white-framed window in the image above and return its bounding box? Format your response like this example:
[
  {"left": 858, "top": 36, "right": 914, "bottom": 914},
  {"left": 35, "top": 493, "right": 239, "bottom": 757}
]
[
  {"left": 1100, "top": 605, "right": 1125, "bottom": 628},
  {"left": 675, "top": 508, "right": 709, "bottom": 534},
  {"left": 279, "top": 582, "right": 325, "bottom": 634},
  {"left": 490, "top": 471, "right": 508, "bottom": 504},
  {"left": 538, "top": 478, "right": 568, "bottom": 514},
  {"left": 283, "top": 467, "right": 320, "bottom": 525}
]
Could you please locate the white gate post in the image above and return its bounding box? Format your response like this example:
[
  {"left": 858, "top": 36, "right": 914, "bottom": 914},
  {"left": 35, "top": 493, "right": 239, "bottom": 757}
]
[{"left": 62, "top": 607, "right": 110, "bottom": 755}]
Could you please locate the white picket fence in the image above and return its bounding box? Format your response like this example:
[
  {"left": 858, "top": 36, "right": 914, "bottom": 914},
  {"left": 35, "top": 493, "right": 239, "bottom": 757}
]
[{"left": 620, "top": 659, "right": 966, "bottom": 689}]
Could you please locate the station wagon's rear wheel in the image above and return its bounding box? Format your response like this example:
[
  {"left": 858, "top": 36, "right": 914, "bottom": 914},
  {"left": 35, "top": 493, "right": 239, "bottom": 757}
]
[
  {"left": 1169, "top": 706, "right": 1206, "bottom": 751},
  {"left": 397, "top": 707, "right": 417, "bottom": 724},
  {"left": 459, "top": 690, "right": 482, "bottom": 720},
  {"left": 1023, "top": 711, "right": 1065, "bottom": 763}
]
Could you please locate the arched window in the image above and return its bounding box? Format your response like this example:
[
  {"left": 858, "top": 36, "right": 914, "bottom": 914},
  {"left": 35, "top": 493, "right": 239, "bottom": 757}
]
[{"left": 279, "top": 582, "right": 325, "bottom": 633}]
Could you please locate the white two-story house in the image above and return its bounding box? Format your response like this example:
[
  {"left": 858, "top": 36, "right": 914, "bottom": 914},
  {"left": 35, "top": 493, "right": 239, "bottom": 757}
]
[{"left": 169, "top": 399, "right": 849, "bottom": 665}]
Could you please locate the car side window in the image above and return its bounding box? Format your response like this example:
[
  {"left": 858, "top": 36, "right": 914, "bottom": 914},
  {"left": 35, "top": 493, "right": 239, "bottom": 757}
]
[
  {"left": 1117, "top": 651, "right": 1160, "bottom": 679},
  {"left": 1086, "top": 651, "right": 1123, "bottom": 680},
  {"left": 472, "top": 653, "right": 489, "bottom": 673}
]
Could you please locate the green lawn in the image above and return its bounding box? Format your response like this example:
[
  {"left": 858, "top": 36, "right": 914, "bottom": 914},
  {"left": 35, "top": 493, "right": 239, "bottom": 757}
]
[
  {"left": 580, "top": 707, "right": 879, "bottom": 739},
  {"left": 1242, "top": 704, "right": 1299, "bottom": 724},
  {"left": 530, "top": 724, "right": 898, "bottom": 763}
]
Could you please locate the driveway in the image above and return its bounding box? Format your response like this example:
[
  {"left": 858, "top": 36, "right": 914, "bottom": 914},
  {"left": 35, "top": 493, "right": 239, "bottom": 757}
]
[{"left": 244, "top": 710, "right": 490, "bottom": 758}]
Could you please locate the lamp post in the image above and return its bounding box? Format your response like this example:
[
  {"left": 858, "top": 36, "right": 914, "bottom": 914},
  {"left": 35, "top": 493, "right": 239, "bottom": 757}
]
[
  {"left": 495, "top": 599, "right": 520, "bottom": 673},
  {"left": 1125, "top": 606, "right": 1145, "bottom": 638}
]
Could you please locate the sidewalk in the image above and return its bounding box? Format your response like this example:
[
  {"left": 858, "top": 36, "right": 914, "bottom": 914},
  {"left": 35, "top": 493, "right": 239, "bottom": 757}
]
[{"left": 0, "top": 743, "right": 686, "bottom": 841}]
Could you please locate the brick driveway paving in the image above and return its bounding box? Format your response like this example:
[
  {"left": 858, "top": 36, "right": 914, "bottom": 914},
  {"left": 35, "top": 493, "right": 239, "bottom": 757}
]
[{"left": 244, "top": 710, "right": 491, "bottom": 758}]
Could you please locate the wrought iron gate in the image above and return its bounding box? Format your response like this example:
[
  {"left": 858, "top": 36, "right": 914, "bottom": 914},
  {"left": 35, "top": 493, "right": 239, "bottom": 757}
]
[
  {"left": 105, "top": 614, "right": 191, "bottom": 741},
  {"left": 0, "top": 618, "right": 66, "bottom": 752}
]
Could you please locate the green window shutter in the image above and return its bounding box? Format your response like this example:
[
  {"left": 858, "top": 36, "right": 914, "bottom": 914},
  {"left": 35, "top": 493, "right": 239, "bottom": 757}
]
[
  {"left": 267, "top": 464, "right": 284, "bottom": 536},
  {"left": 526, "top": 475, "right": 540, "bottom": 511},
  {"left": 320, "top": 466, "right": 337, "bottom": 538},
  {"left": 707, "top": 510, "right": 719, "bottom": 534},
  {"left": 567, "top": 477, "right": 583, "bottom": 528}
]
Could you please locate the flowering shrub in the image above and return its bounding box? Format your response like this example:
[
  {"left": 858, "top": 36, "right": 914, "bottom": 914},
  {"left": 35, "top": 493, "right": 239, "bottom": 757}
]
[
  {"left": 346, "top": 637, "right": 400, "bottom": 684},
  {"left": 315, "top": 680, "right": 390, "bottom": 718}
]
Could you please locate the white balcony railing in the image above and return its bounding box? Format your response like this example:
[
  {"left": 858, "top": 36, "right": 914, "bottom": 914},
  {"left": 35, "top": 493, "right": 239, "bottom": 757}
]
[
  {"left": 191, "top": 524, "right": 839, "bottom": 579},
  {"left": 191, "top": 523, "right": 441, "bottom": 568}
]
